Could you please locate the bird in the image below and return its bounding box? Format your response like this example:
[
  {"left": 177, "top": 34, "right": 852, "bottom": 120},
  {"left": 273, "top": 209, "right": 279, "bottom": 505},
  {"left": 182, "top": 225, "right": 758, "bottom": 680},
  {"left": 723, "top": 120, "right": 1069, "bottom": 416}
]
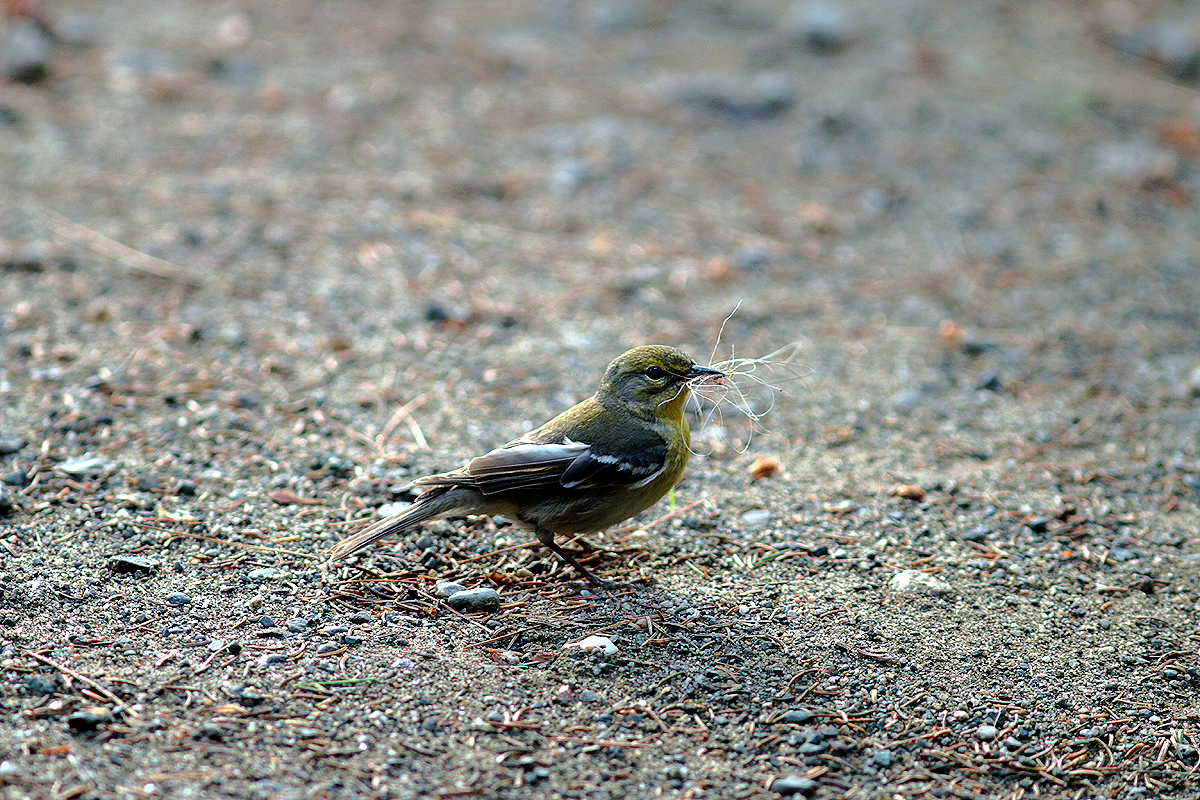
[{"left": 328, "top": 345, "right": 726, "bottom": 586}]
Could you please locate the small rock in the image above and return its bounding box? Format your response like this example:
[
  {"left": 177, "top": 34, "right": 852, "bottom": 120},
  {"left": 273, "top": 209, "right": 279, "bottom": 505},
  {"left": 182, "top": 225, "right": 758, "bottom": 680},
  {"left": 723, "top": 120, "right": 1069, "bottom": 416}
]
[
  {"left": 23, "top": 675, "right": 58, "bottom": 696},
  {"left": 1105, "top": 23, "right": 1200, "bottom": 83},
  {"left": 108, "top": 555, "right": 158, "bottom": 575},
  {"left": 166, "top": 592, "right": 192, "bottom": 606},
  {"left": 195, "top": 723, "right": 225, "bottom": 741},
  {"left": 285, "top": 618, "right": 308, "bottom": 633},
  {"left": 0, "top": 436, "right": 25, "bottom": 455},
  {"left": 739, "top": 508, "right": 772, "bottom": 528},
  {"left": 961, "top": 526, "right": 990, "bottom": 543},
  {"left": 872, "top": 748, "right": 894, "bottom": 767},
  {"left": 888, "top": 570, "right": 952, "bottom": 595},
  {"left": 781, "top": 709, "right": 811, "bottom": 724},
  {"left": 67, "top": 709, "right": 111, "bottom": 732},
  {"left": 889, "top": 484, "right": 926, "bottom": 501},
  {"left": 67, "top": 710, "right": 112, "bottom": 734},
  {"left": 578, "top": 689, "right": 600, "bottom": 703},
  {"left": 57, "top": 456, "right": 115, "bottom": 476},
  {"left": 889, "top": 387, "right": 925, "bottom": 413},
  {"left": 257, "top": 653, "right": 287, "bottom": 667},
  {"left": 445, "top": 587, "right": 501, "bottom": 613},
  {"left": 786, "top": 2, "right": 858, "bottom": 54},
  {"left": 247, "top": 567, "right": 286, "bottom": 581},
  {"left": 976, "top": 371, "right": 1002, "bottom": 392},
  {"left": 563, "top": 635, "right": 619, "bottom": 656},
  {"left": 3, "top": 18, "right": 54, "bottom": 84},
  {"left": 0, "top": 487, "right": 14, "bottom": 517},
  {"left": 1026, "top": 516, "right": 1051, "bottom": 533},
  {"left": 433, "top": 581, "right": 467, "bottom": 598},
  {"left": 258, "top": 616, "right": 275, "bottom": 628},
  {"left": 771, "top": 775, "right": 818, "bottom": 796},
  {"left": 748, "top": 455, "right": 782, "bottom": 481},
  {"left": 977, "top": 724, "right": 999, "bottom": 741}
]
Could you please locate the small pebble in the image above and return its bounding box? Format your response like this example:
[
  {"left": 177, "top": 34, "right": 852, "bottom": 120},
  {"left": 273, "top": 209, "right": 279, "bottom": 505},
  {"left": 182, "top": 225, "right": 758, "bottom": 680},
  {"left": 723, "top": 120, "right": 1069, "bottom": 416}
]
[
  {"left": 889, "top": 484, "right": 926, "bottom": 501},
  {"left": 0, "top": 436, "right": 25, "bottom": 455},
  {"left": 579, "top": 689, "right": 600, "bottom": 703},
  {"left": 888, "top": 570, "right": 952, "bottom": 595},
  {"left": 872, "top": 748, "right": 894, "bottom": 767},
  {"left": 434, "top": 581, "right": 468, "bottom": 599},
  {"left": 166, "top": 592, "right": 191, "bottom": 606},
  {"left": 285, "top": 618, "right": 308, "bottom": 633},
  {"left": 57, "top": 456, "right": 114, "bottom": 476},
  {"left": 564, "top": 635, "right": 619, "bottom": 656},
  {"left": 195, "top": 723, "right": 224, "bottom": 741},
  {"left": 23, "top": 675, "right": 58, "bottom": 696},
  {"left": 258, "top": 616, "right": 275, "bottom": 628},
  {"left": 67, "top": 710, "right": 111, "bottom": 732},
  {"left": 247, "top": 567, "right": 286, "bottom": 581},
  {"left": 257, "top": 653, "right": 287, "bottom": 667},
  {"left": 961, "top": 526, "right": 990, "bottom": 543},
  {"left": 771, "top": 775, "right": 818, "bottom": 796},
  {"left": 3, "top": 18, "right": 53, "bottom": 84},
  {"left": 748, "top": 456, "right": 782, "bottom": 481},
  {"left": 739, "top": 508, "right": 772, "bottom": 528},
  {"left": 446, "top": 587, "right": 501, "bottom": 613},
  {"left": 787, "top": 2, "right": 857, "bottom": 53},
  {"left": 977, "top": 724, "right": 999, "bottom": 741},
  {"left": 108, "top": 556, "right": 158, "bottom": 575},
  {"left": 781, "top": 709, "right": 811, "bottom": 724}
]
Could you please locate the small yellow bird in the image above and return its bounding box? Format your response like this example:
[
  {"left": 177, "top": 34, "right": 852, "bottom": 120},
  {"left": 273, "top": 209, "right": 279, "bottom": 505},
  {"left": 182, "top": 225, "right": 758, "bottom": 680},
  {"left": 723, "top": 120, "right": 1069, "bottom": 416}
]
[{"left": 329, "top": 345, "right": 725, "bottom": 585}]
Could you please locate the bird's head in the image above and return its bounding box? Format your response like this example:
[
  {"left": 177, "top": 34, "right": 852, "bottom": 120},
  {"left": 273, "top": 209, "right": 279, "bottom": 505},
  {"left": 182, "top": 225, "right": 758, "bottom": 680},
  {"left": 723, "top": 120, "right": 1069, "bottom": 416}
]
[{"left": 596, "top": 345, "right": 725, "bottom": 420}]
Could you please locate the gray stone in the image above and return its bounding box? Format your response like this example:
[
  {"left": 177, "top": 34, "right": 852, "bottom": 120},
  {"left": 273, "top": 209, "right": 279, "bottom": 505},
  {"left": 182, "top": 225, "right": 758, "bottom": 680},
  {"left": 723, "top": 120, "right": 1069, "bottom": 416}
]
[
  {"left": 889, "top": 569, "right": 952, "bottom": 595},
  {"left": 446, "top": 587, "right": 501, "bottom": 613}
]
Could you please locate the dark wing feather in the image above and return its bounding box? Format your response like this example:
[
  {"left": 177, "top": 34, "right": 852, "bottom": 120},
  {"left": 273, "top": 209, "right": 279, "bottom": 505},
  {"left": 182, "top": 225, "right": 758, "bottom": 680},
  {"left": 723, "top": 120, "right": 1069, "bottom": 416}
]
[
  {"left": 463, "top": 441, "right": 590, "bottom": 494},
  {"left": 558, "top": 442, "right": 667, "bottom": 489},
  {"left": 415, "top": 434, "right": 669, "bottom": 497}
]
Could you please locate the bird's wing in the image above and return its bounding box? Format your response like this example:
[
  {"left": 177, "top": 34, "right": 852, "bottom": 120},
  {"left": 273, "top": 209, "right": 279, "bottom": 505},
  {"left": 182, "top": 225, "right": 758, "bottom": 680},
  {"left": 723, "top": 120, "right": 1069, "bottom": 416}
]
[{"left": 416, "top": 435, "right": 668, "bottom": 496}]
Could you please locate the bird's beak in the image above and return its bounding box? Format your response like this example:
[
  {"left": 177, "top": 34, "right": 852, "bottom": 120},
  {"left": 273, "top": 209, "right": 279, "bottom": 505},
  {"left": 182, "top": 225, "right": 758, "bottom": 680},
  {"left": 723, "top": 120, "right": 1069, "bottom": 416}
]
[{"left": 684, "top": 364, "right": 726, "bottom": 386}]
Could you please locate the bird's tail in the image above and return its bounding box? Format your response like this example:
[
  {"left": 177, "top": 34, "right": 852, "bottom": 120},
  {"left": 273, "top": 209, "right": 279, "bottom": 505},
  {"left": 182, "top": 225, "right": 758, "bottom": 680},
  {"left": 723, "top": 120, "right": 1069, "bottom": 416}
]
[{"left": 328, "top": 490, "right": 457, "bottom": 561}]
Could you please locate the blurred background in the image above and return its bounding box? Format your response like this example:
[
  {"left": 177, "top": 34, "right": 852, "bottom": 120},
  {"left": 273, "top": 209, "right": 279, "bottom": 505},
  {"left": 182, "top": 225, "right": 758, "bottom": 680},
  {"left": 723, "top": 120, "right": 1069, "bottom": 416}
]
[
  {"left": 3, "top": 0, "right": 1199, "bottom": 514},
  {"left": 4, "top": 3, "right": 1200, "bottom": 798}
]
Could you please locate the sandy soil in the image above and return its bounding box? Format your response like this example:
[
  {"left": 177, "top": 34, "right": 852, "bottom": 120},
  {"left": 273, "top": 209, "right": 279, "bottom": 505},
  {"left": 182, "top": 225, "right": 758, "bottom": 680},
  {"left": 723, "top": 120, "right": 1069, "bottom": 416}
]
[{"left": 2, "top": 1, "right": 1200, "bottom": 798}]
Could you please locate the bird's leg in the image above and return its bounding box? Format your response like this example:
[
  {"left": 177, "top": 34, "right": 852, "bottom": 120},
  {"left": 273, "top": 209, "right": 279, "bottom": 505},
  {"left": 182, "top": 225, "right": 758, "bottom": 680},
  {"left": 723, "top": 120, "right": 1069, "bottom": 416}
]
[
  {"left": 561, "top": 535, "right": 617, "bottom": 556},
  {"left": 535, "top": 527, "right": 622, "bottom": 588}
]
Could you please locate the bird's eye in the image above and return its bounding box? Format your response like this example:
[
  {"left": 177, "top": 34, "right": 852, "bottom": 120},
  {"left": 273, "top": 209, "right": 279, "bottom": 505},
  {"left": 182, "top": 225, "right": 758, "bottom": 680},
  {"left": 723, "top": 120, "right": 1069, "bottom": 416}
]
[{"left": 645, "top": 366, "right": 667, "bottom": 380}]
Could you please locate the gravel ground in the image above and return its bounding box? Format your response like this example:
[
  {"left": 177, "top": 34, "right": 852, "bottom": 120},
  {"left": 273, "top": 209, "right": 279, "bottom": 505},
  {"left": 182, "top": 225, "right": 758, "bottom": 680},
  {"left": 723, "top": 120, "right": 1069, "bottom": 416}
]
[{"left": 3, "top": 1, "right": 1200, "bottom": 798}]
